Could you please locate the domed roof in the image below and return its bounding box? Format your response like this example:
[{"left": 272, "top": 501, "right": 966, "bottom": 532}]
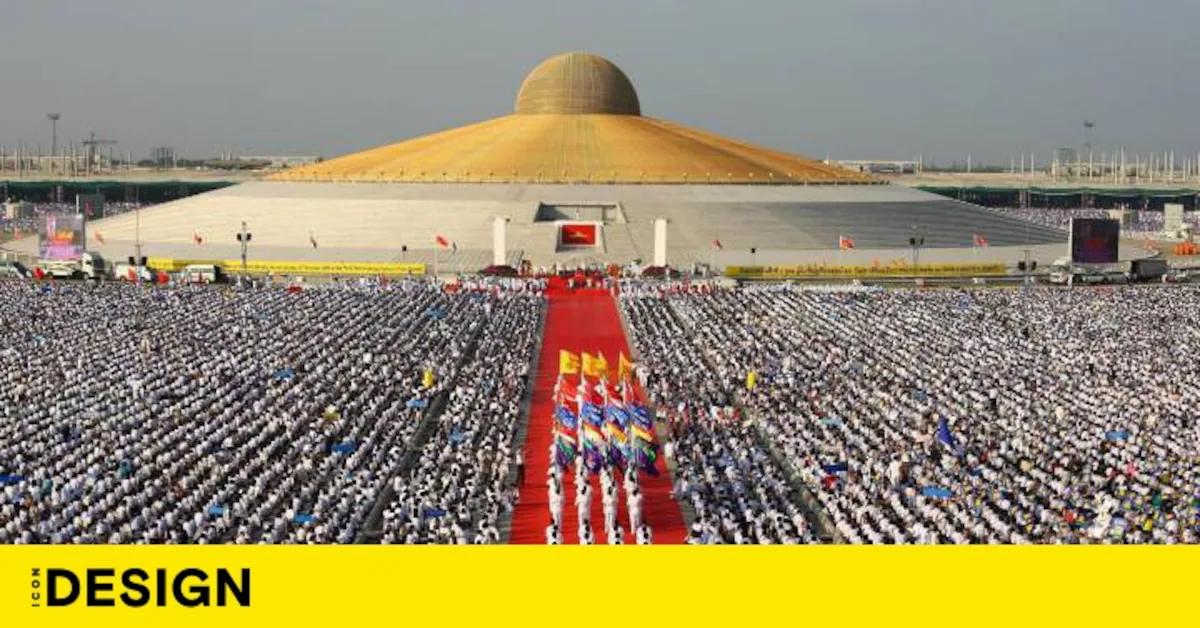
[
  {"left": 514, "top": 52, "right": 640, "bottom": 115},
  {"left": 272, "top": 52, "right": 875, "bottom": 185}
]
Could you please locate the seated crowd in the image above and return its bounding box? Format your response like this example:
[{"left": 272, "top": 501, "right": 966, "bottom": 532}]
[
  {"left": 0, "top": 279, "right": 544, "bottom": 544},
  {"left": 621, "top": 285, "right": 818, "bottom": 544},
  {"left": 623, "top": 282, "right": 1200, "bottom": 544}
]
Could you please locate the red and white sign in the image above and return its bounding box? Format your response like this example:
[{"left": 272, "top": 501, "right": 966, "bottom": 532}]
[{"left": 560, "top": 223, "right": 598, "bottom": 246}]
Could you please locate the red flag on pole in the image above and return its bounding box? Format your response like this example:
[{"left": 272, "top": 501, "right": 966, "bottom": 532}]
[
  {"left": 839, "top": 235, "right": 855, "bottom": 250},
  {"left": 711, "top": 239, "right": 723, "bottom": 250},
  {"left": 193, "top": 232, "right": 204, "bottom": 245},
  {"left": 33, "top": 266, "right": 45, "bottom": 280},
  {"left": 973, "top": 233, "right": 989, "bottom": 247},
  {"left": 435, "top": 235, "right": 451, "bottom": 249}
]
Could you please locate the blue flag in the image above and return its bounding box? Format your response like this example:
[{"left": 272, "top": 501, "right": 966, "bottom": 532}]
[
  {"left": 630, "top": 405, "right": 653, "bottom": 430},
  {"left": 608, "top": 444, "right": 627, "bottom": 469},
  {"left": 555, "top": 406, "right": 578, "bottom": 430},
  {"left": 1105, "top": 430, "right": 1129, "bottom": 442},
  {"left": 922, "top": 486, "right": 953, "bottom": 499},
  {"left": 273, "top": 367, "right": 295, "bottom": 381},
  {"left": 821, "top": 462, "right": 849, "bottom": 474},
  {"left": 581, "top": 402, "right": 604, "bottom": 427},
  {"left": 937, "top": 417, "right": 958, "bottom": 451},
  {"left": 584, "top": 447, "right": 604, "bottom": 474},
  {"left": 605, "top": 405, "right": 629, "bottom": 428}
]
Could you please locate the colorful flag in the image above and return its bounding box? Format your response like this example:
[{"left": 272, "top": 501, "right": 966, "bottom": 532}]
[
  {"left": 711, "top": 239, "right": 723, "bottom": 250},
  {"left": 631, "top": 423, "right": 655, "bottom": 443},
  {"left": 604, "top": 421, "right": 628, "bottom": 445},
  {"left": 553, "top": 429, "right": 578, "bottom": 468},
  {"left": 629, "top": 404, "right": 653, "bottom": 430},
  {"left": 607, "top": 444, "right": 627, "bottom": 469},
  {"left": 580, "top": 402, "right": 604, "bottom": 428},
  {"left": 973, "top": 233, "right": 988, "bottom": 247},
  {"left": 559, "top": 350, "right": 581, "bottom": 375},
  {"left": 554, "top": 405, "right": 579, "bottom": 430},
  {"left": 435, "top": 234, "right": 451, "bottom": 249},
  {"left": 582, "top": 352, "right": 608, "bottom": 378},
  {"left": 583, "top": 423, "right": 606, "bottom": 446},
  {"left": 839, "top": 235, "right": 855, "bottom": 250},
  {"left": 937, "top": 417, "right": 962, "bottom": 456},
  {"left": 633, "top": 445, "right": 659, "bottom": 476},
  {"left": 605, "top": 404, "right": 629, "bottom": 429},
  {"left": 618, "top": 353, "right": 635, "bottom": 382},
  {"left": 746, "top": 370, "right": 758, "bottom": 390}
]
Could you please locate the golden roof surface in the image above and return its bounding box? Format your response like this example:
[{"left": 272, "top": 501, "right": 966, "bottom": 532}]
[{"left": 273, "top": 52, "right": 873, "bottom": 185}]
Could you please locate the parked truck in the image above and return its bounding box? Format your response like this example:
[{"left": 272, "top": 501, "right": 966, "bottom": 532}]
[
  {"left": 35, "top": 252, "right": 108, "bottom": 280},
  {"left": 1126, "top": 258, "right": 1168, "bottom": 283},
  {"left": 1048, "top": 257, "right": 1168, "bottom": 285}
]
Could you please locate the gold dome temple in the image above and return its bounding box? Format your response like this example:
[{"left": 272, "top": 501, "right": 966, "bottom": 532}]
[{"left": 271, "top": 52, "right": 872, "bottom": 185}]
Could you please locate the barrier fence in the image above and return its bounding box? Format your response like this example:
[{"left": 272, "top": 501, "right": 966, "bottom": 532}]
[
  {"left": 148, "top": 258, "right": 427, "bottom": 276},
  {"left": 725, "top": 262, "right": 1009, "bottom": 279}
]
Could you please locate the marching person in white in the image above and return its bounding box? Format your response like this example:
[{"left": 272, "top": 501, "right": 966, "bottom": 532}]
[
  {"left": 575, "top": 480, "right": 592, "bottom": 533},
  {"left": 548, "top": 479, "right": 564, "bottom": 529},
  {"left": 627, "top": 485, "right": 644, "bottom": 532}
]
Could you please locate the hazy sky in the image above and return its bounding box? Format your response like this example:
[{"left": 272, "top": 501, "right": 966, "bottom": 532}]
[{"left": 1, "top": 0, "right": 1197, "bottom": 165}]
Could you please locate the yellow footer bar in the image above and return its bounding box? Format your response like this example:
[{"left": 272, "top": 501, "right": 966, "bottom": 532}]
[{"left": 2, "top": 546, "right": 1194, "bottom": 627}]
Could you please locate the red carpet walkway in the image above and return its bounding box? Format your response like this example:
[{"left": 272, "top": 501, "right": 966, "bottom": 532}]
[{"left": 510, "top": 282, "right": 686, "bottom": 544}]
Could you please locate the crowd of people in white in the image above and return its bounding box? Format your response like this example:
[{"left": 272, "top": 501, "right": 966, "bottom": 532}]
[
  {"left": 622, "top": 287, "right": 818, "bottom": 544},
  {"left": 622, "top": 282, "right": 1200, "bottom": 544},
  {"left": 4, "top": 271, "right": 1197, "bottom": 545},
  {"left": 0, "top": 278, "right": 544, "bottom": 544},
  {"left": 992, "top": 207, "right": 1196, "bottom": 234},
  {"left": 379, "top": 285, "right": 541, "bottom": 544}
]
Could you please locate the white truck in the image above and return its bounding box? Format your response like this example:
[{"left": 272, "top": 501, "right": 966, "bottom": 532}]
[
  {"left": 36, "top": 252, "right": 108, "bottom": 280},
  {"left": 1048, "top": 256, "right": 1147, "bottom": 285},
  {"left": 112, "top": 261, "right": 154, "bottom": 282}
]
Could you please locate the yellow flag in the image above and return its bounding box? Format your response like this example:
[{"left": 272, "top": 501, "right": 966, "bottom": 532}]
[
  {"left": 746, "top": 370, "right": 758, "bottom": 391},
  {"left": 596, "top": 353, "right": 609, "bottom": 378},
  {"left": 582, "top": 352, "right": 607, "bottom": 378},
  {"left": 559, "top": 350, "right": 581, "bottom": 375},
  {"left": 422, "top": 368, "right": 435, "bottom": 389},
  {"left": 618, "top": 353, "right": 635, "bottom": 381}
]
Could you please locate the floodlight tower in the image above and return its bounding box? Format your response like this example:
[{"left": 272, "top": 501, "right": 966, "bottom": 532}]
[{"left": 47, "top": 113, "right": 60, "bottom": 172}]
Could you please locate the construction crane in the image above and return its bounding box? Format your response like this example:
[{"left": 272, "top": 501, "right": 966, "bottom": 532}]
[{"left": 81, "top": 131, "right": 117, "bottom": 175}]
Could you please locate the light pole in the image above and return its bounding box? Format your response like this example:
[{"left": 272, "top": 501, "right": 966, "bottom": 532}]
[
  {"left": 236, "top": 221, "right": 252, "bottom": 280},
  {"left": 47, "top": 113, "right": 60, "bottom": 173},
  {"left": 908, "top": 227, "right": 925, "bottom": 270}
]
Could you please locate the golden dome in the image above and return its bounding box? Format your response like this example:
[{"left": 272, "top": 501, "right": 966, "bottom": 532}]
[
  {"left": 514, "top": 52, "right": 640, "bottom": 115},
  {"left": 271, "top": 52, "right": 875, "bottom": 185}
]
